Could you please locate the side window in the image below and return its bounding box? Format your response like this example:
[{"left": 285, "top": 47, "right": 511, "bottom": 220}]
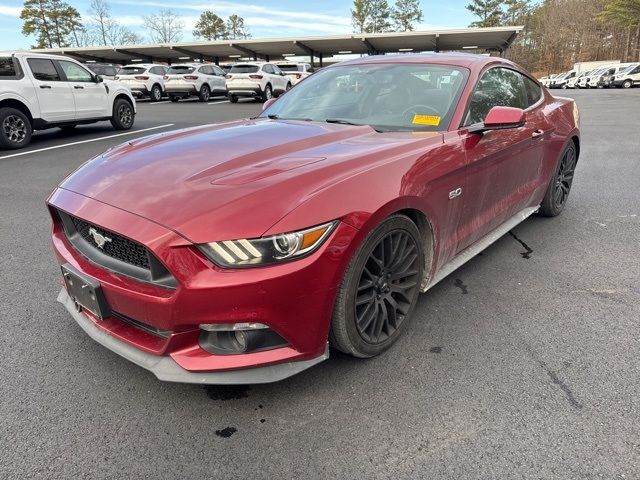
[
  {"left": 632, "top": 66, "right": 640, "bottom": 75},
  {"left": 149, "top": 66, "right": 161, "bottom": 75},
  {"left": 272, "top": 65, "right": 283, "bottom": 75},
  {"left": 59, "top": 60, "right": 93, "bottom": 82},
  {"left": 0, "top": 57, "right": 22, "bottom": 79},
  {"left": 465, "top": 67, "right": 528, "bottom": 126},
  {"left": 263, "top": 64, "right": 273, "bottom": 74},
  {"left": 212, "top": 66, "right": 224, "bottom": 76},
  {"left": 27, "top": 58, "right": 61, "bottom": 81},
  {"left": 523, "top": 76, "right": 542, "bottom": 107}
]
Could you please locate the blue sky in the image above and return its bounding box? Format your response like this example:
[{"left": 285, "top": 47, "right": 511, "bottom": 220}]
[{"left": 0, "top": 0, "right": 475, "bottom": 49}]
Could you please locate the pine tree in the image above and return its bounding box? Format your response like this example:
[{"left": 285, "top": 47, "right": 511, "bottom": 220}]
[
  {"left": 21, "top": 0, "right": 83, "bottom": 48},
  {"left": 226, "top": 14, "right": 250, "bottom": 39},
  {"left": 193, "top": 10, "right": 228, "bottom": 40},
  {"left": 466, "top": 0, "right": 503, "bottom": 28},
  {"left": 369, "top": 0, "right": 393, "bottom": 32},
  {"left": 392, "top": 0, "right": 423, "bottom": 31},
  {"left": 502, "top": 0, "right": 530, "bottom": 25},
  {"left": 352, "top": 0, "right": 371, "bottom": 33},
  {"left": 21, "top": 0, "right": 54, "bottom": 48}
]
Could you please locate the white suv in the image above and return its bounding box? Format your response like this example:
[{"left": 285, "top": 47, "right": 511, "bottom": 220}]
[
  {"left": 164, "top": 64, "right": 227, "bottom": 102},
  {"left": 274, "top": 62, "right": 313, "bottom": 85},
  {"left": 115, "top": 64, "right": 167, "bottom": 101},
  {"left": 225, "top": 62, "right": 291, "bottom": 102},
  {"left": 0, "top": 52, "right": 136, "bottom": 150}
]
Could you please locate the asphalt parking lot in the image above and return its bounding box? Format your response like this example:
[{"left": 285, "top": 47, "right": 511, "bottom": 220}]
[{"left": 1, "top": 89, "right": 639, "bottom": 479}]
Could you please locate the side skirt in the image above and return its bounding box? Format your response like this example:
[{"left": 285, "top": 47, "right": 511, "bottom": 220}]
[{"left": 422, "top": 206, "right": 539, "bottom": 292}]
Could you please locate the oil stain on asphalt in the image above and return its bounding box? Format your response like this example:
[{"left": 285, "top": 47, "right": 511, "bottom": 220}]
[
  {"left": 430, "top": 346, "right": 442, "bottom": 353},
  {"left": 454, "top": 278, "right": 468, "bottom": 294},
  {"left": 508, "top": 231, "right": 534, "bottom": 259},
  {"left": 215, "top": 427, "right": 237, "bottom": 438},
  {"left": 205, "top": 385, "right": 250, "bottom": 400}
]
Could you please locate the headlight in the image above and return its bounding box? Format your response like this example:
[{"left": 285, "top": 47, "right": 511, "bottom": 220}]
[{"left": 198, "top": 221, "right": 337, "bottom": 268}]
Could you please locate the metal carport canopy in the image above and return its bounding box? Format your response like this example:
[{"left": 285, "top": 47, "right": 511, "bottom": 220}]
[{"left": 33, "top": 26, "right": 523, "bottom": 64}]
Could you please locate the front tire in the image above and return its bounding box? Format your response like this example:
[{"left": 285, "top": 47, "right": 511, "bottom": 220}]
[
  {"left": 149, "top": 84, "right": 162, "bottom": 102},
  {"left": 330, "top": 215, "right": 424, "bottom": 358},
  {"left": 0, "top": 107, "right": 32, "bottom": 150},
  {"left": 110, "top": 98, "right": 135, "bottom": 130},
  {"left": 169, "top": 95, "right": 180, "bottom": 102},
  {"left": 229, "top": 94, "right": 238, "bottom": 103},
  {"left": 539, "top": 142, "right": 577, "bottom": 217}
]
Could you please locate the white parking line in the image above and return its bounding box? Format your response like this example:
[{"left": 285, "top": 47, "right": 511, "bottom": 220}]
[
  {"left": 208, "top": 100, "right": 230, "bottom": 105},
  {"left": 148, "top": 101, "right": 170, "bottom": 105},
  {"left": 0, "top": 124, "right": 175, "bottom": 161}
]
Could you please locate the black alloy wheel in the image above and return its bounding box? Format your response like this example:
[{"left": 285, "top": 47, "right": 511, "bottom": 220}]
[
  {"left": 330, "top": 215, "right": 424, "bottom": 358},
  {"left": 539, "top": 143, "right": 577, "bottom": 216},
  {"left": 354, "top": 230, "right": 421, "bottom": 344}
]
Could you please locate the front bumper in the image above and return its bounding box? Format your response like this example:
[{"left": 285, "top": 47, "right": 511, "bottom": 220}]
[
  {"left": 48, "top": 188, "right": 358, "bottom": 383},
  {"left": 58, "top": 288, "right": 329, "bottom": 383}
]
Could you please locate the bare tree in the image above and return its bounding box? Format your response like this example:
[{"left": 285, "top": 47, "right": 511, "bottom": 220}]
[
  {"left": 143, "top": 9, "right": 184, "bottom": 43},
  {"left": 88, "top": 0, "right": 143, "bottom": 45}
]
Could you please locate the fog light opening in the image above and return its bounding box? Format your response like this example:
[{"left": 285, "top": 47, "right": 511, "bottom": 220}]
[{"left": 199, "top": 323, "right": 288, "bottom": 355}]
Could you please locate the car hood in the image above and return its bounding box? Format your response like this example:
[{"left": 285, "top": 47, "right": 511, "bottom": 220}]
[{"left": 60, "top": 119, "right": 442, "bottom": 243}]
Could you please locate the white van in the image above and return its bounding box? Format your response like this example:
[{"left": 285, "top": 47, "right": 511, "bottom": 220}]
[
  {"left": 612, "top": 63, "right": 640, "bottom": 88},
  {"left": 549, "top": 70, "right": 576, "bottom": 89}
]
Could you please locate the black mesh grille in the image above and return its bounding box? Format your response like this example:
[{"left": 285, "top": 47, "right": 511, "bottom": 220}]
[{"left": 71, "top": 216, "right": 150, "bottom": 270}]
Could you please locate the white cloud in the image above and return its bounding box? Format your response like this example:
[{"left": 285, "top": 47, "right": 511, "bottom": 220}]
[
  {"left": 111, "top": 0, "right": 350, "bottom": 26},
  {"left": 0, "top": 5, "right": 21, "bottom": 16}
]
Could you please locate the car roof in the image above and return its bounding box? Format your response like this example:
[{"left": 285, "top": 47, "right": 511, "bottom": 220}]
[
  {"left": 336, "top": 52, "right": 508, "bottom": 69},
  {"left": 0, "top": 51, "right": 76, "bottom": 61}
]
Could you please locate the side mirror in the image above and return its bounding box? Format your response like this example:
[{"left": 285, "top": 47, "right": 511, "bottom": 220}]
[
  {"left": 94, "top": 75, "right": 103, "bottom": 83},
  {"left": 262, "top": 98, "right": 277, "bottom": 111},
  {"left": 468, "top": 106, "right": 525, "bottom": 134}
]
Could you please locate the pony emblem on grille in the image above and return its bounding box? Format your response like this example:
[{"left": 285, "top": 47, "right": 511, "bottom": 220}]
[{"left": 88, "top": 227, "right": 112, "bottom": 249}]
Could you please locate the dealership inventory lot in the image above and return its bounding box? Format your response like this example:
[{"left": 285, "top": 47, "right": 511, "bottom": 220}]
[{"left": 1, "top": 90, "right": 639, "bottom": 478}]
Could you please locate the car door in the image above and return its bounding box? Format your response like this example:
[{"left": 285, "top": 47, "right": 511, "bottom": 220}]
[
  {"left": 57, "top": 60, "right": 109, "bottom": 119},
  {"left": 456, "top": 67, "right": 548, "bottom": 252},
  {"left": 210, "top": 65, "right": 227, "bottom": 94},
  {"left": 26, "top": 58, "right": 75, "bottom": 122},
  {"left": 271, "top": 64, "right": 288, "bottom": 91}
]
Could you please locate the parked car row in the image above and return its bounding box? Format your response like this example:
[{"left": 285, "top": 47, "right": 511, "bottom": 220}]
[
  {"left": 85, "top": 61, "right": 315, "bottom": 103},
  {"left": 539, "top": 63, "right": 640, "bottom": 89}
]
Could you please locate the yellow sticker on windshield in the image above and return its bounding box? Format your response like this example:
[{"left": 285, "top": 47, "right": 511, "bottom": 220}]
[{"left": 412, "top": 114, "right": 441, "bottom": 126}]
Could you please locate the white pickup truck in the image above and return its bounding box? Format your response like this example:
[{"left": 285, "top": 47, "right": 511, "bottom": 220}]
[{"left": 0, "top": 52, "right": 136, "bottom": 150}]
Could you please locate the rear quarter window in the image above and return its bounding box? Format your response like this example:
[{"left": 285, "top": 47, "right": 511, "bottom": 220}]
[
  {"left": 524, "top": 76, "right": 542, "bottom": 107},
  {"left": 0, "top": 57, "right": 22, "bottom": 79}
]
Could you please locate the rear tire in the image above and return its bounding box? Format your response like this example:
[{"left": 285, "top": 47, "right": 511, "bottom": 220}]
[
  {"left": 0, "top": 107, "right": 32, "bottom": 150},
  {"left": 539, "top": 142, "right": 577, "bottom": 217},
  {"left": 622, "top": 80, "right": 632, "bottom": 89},
  {"left": 199, "top": 84, "right": 211, "bottom": 102},
  {"left": 149, "top": 84, "right": 162, "bottom": 102},
  {"left": 110, "top": 98, "right": 135, "bottom": 130},
  {"left": 330, "top": 215, "right": 424, "bottom": 358}
]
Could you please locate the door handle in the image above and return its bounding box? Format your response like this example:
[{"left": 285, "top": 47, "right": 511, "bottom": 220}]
[
  {"left": 74, "top": 85, "right": 84, "bottom": 89},
  {"left": 40, "top": 85, "right": 51, "bottom": 89},
  {"left": 531, "top": 129, "right": 545, "bottom": 139}
]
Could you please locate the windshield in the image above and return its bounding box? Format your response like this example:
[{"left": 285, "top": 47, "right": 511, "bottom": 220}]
[
  {"left": 167, "top": 66, "right": 195, "bottom": 74},
  {"left": 261, "top": 63, "right": 468, "bottom": 132},
  {"left": 619, "top": 64, "right": 638, "bottom": 74},
  {"left": 230, "top": 64, "right": 259, "bottom": 74},
  {"left": 117, "top": 66, "right": 146, "bottom": 75}
]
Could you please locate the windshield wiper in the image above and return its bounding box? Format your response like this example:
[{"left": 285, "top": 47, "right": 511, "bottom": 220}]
[
  {"left": 267, "top": 114, "right": 312, "bottom": 121},
  {"left": 325, "top": 119, "right": 382, "bottom": 132}
]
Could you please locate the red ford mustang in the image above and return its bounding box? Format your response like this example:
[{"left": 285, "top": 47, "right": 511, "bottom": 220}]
[{"left": 48, "top": 53, "right": 580, "bottom": 384}]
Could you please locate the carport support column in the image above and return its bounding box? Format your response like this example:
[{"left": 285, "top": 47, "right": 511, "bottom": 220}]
[{"left": 319, "top": 53, "right": 323, "bottom": 67}]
